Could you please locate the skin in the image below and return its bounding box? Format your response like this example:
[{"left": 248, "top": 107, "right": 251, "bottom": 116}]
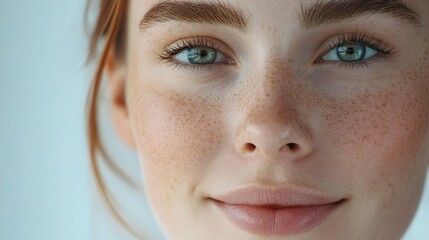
[{"left": 105, "top": 0, "right": 429, "bottom": 239}]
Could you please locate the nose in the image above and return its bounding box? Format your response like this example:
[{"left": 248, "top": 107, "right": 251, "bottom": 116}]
[
  {"left": 234, "top": 72, "right": 313, "bottom": 162},
  {"left": 235, "top": 110, "right": 313, "bottom": 162}
]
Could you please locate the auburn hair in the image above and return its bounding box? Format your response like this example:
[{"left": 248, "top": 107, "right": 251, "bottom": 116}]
[{"left": 85, "top": 0, "right": 142, "bottom": 238}]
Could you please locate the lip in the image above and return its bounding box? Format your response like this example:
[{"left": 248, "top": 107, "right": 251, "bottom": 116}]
[{"left": 210, "top": 186, "right": 345, "bottom": 237}]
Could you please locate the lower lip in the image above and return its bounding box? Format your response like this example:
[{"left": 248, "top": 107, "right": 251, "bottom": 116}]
[{"left": 213, "top": 200, "right": 343, "bottom": 237}]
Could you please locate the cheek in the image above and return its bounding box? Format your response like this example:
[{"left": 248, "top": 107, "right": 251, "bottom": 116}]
[
  {"left": 317, "top": 60, "right": 429, "bottom": 237},
  {"left": 322, "top": 64, "right": 429, "bottom": 196},
  {"left": 132, "top": 88, "right": 224, "bottom": 202}
]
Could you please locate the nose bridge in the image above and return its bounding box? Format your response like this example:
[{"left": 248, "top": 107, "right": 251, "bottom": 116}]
[
  {"left": 243, "top": 57, "right": 299, "bottom": 126},
  {"left": 242, "top": 57, "right": 291, "bottom": 106},
  {"left": 234, "top": 59, "right": 312, "bottom": 161}
]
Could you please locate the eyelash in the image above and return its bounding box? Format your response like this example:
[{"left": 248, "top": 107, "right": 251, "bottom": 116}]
[
  {"left": 318, "top": 31, "right": 395, "bottom": 70},
  {"left": 158, "top": 36, "right": 228, "bottom": 72},
  {"left": 158, "top": 32, "right": 395, "bottom": 71}
]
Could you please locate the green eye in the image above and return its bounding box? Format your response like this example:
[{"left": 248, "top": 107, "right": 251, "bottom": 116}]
[
  {"left": 337, "top": 43, "right": 365, "bottom": 62},
  {"left": 323, "top": 43, "right": 378, "bottom": 62},
  {"left": 175, "top": 47, "right": 225, "bottom": 65}
]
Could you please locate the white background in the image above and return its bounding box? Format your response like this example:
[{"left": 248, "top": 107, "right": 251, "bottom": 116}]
[{"left": 0, "top": 0, "right": 428, "bottom": 239}]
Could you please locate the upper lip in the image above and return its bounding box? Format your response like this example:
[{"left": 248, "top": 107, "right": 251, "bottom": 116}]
[{"left": 210, "top": 186, "right": 342, "bottom": 208}]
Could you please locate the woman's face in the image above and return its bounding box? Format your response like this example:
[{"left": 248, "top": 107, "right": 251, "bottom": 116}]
[{"left": 112, "top": 0, "right": 429, "bottom": 239}]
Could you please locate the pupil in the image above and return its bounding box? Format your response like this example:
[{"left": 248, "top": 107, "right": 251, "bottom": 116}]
[
  {"left": 346, "top": 47, "right": 354, "bottom": 54},
  {"left": 200, "top": 50, "right": 208, "bottom": 58}
]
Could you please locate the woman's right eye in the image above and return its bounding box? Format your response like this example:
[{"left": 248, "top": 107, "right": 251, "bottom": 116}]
[
  {"left": 159, "top": 37, "right": 236, "bottom": 70},
  {"left": 174, "top": 46, "right": 228, "bottom": 65}
]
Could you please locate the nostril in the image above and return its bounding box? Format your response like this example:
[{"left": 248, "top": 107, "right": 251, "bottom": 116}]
[
  {"left": 244, "top": 143, "right": 256, "bottom": 152},
  {"left": 286, "top": 143, "right": 300, "bottom": 152}
]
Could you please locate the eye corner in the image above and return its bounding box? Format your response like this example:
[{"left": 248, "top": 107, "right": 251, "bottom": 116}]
[
  {"left": 315, "top": 54, "right": 325, "bottom": 63},
  {"left": 311, "top": 51, "right": 329, "bottom": 65}
]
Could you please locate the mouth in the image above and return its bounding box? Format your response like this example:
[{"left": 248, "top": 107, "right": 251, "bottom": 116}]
[{"left": 209, "top": 186, "right": 346, "bottom": 237}]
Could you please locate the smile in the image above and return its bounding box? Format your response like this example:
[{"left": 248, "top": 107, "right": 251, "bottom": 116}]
[{"left": 210, "top": 187, "right": 346, "bottom": 237}]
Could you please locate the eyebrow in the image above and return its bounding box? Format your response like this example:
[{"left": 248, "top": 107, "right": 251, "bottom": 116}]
[
  {"left": 139, "top": 0, "right": 422, "bottom": 33},
  {"left": 300, "top": 0, "right": 422, "bottom": 29},
  {"left": 139, "top": 0, "right": 247, "bottom": 32}
]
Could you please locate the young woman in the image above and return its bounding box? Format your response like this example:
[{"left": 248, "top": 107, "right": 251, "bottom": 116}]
[{"left": 86, "top": 0, "right": 429, "bottom": 239}]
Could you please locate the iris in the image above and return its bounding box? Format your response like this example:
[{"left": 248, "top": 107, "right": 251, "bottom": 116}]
[{"left": 336, "top": 43, "right": 366, "bottom": 62}]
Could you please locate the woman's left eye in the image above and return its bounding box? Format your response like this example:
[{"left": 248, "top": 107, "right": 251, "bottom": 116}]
[
  {"left": 174, "top": 47, "right": 227, "bottom": 65},
  {"left": 322, "top": 42, "right": 378, "bottom": 62}
]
